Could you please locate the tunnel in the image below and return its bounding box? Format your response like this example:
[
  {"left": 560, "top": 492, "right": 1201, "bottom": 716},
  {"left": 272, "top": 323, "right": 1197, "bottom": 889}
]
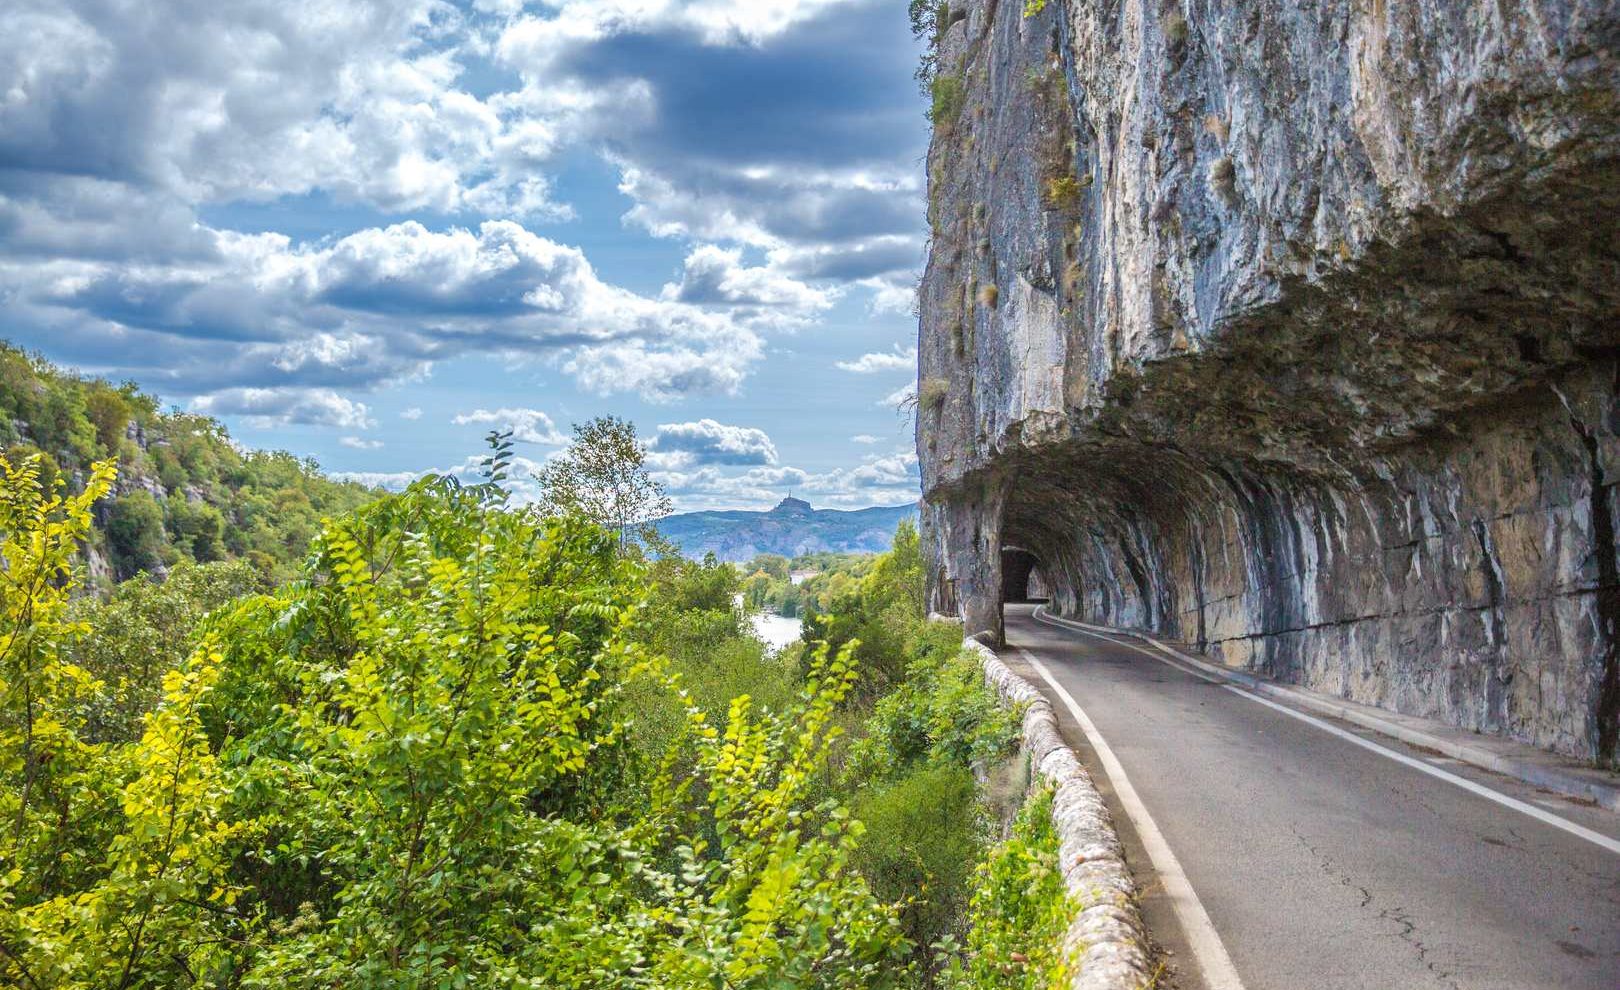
[{"left": 1000, "top": 546, "right": 1047, "bottom": 605}]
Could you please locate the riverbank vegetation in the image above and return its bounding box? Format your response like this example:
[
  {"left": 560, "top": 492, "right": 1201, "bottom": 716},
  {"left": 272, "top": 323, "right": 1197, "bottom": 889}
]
[{"left": 0, "top": 423, "right": 1076, "bottom": 988}]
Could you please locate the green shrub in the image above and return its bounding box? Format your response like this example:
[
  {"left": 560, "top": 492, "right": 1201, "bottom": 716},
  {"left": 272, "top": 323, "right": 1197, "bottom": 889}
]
[
  {"left": 946, "top": 787, "right": 1074, "bottom": 990},
  {"left": 853, "top": 764, "right": 984, "bottom": 966},
  {"left": 929, "top": 75, "right": 966, "bottom": 128},
  {"left": 104, "top": 489, "right": 168, "bottom": 577},
  {"left": 624, "top": 634, "right": 797, "bottom": 759},
  {"left": 847, "top": 618, "right": 1018, "bottom": 786},
  {"left": 2, "top": 464, "right": 915, "bottom": 989},
  {"left": 69, "top": 559, "right": 263, "bottom": 743}
]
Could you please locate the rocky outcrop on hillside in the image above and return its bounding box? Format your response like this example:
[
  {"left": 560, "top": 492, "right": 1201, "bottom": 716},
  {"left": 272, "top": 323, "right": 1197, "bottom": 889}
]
[{"left": 916, "top": 0, "right": 1620, "bottom": 763}]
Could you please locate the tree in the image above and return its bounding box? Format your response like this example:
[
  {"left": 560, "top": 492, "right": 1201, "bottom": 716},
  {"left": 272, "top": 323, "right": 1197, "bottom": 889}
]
[
  {"left": 104, "top": 490, "right": 168, "bottom": 578},
  {"left": 533, "top": 415, "right": 671, "bottom": 550}
]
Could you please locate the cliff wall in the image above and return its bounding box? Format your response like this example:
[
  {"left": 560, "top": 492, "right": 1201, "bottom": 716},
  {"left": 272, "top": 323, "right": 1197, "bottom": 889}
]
[{"left": 916, "top": 0, "right": 1620, "bottom": 762}]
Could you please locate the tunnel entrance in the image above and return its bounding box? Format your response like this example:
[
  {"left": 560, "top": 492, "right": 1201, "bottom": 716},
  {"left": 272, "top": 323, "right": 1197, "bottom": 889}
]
[{"left": 1001, "top": 547, "right": 1048, "bottom": 604}]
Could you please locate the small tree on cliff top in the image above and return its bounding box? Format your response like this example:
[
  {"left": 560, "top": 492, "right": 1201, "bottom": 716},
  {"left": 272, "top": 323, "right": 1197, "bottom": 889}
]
[{"left": 534, "top": 415, "right": 671, "bottom": 550}]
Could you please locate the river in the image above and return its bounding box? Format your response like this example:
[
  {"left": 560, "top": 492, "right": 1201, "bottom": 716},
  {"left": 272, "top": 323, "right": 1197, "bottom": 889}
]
[
  {"left": 733, "top": 593, "right": 803, "bottom": 650},
  {"left": 749, "top": 610, "right": 803, "bottom": 650}
]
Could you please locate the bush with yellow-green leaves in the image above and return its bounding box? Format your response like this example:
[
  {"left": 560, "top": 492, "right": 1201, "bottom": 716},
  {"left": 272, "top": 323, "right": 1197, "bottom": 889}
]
[{"left": 0, "top": 443, "right": 1067, "bottom": 990}]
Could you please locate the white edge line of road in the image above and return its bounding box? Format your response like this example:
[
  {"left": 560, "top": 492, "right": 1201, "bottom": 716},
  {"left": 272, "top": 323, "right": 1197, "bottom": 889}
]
[
  {"left": 1030, "top": 608, "right": 1620, "bottom": 858},
  {"left": 1013, "top": 644, "right": 1249, "bottom": 990}
]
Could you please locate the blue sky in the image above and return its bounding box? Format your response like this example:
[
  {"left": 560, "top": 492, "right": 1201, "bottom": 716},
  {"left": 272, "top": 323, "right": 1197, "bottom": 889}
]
[{"left": 0, "top": 0, "right": 928, "bottom": 510}]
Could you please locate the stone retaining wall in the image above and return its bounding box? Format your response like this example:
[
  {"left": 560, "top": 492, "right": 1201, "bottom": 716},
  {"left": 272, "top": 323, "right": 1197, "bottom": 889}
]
[{"left": 965, "top": 635, "right": 1154, "bottom": 990}]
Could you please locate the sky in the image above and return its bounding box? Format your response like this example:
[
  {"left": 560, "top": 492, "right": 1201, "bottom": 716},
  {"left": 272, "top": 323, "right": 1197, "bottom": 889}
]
[{"left": 0, "top": 0, "right": 929, "bottom": 511}]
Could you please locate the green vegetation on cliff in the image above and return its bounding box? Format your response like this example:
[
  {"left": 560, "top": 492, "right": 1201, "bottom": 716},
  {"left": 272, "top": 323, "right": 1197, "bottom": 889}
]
[{"left": 0, "top": 345, "right": 376, "bottom": 586}]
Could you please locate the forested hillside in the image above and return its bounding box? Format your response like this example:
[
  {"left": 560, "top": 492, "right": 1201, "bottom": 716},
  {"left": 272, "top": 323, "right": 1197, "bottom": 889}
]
[{"left": 0, "top": 346, "right": 376, "bottom": 587}]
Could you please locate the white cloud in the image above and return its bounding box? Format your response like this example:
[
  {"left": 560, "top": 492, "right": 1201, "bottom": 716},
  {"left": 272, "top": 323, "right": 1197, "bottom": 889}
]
[
  {"left": 564, "top": 334, "right": 761, "bottom": 402},
  {"left": 452, "top": 407, "right": 568, "bottom": 445},
  {"left": 850, "top": 434, "right": 881, "bottom": 444},
  {"left": 333, "top": 452, "right": 549, "bottom": 501},
  {"left": 9, "top": 218, "right": 773, "bottom": 401},
  {"left": 329, "top": 469, "right": 420, "bottom": 490},
  {"left": 662, "top": 244, "right": 835, "bottom": 320},
  {"left": 655, "top": 447, "right": 918, "bottom": 511},
  {"left": 651, "top": 419, "right": 778, "bottom": 468},
  {"left": 191, "top": 387, "right": 375, "bottom": 429},
  {"left": 861, "top": 276, "right": 916, "bottom": 315},
  {"left": 836, "top": 345, "right": 915, "bottom": 374},
  {"left": 340, "top": 436, "right": 385, "bottom": 449},
  {"left": 0, "top": 0, "right": 573, "bottom": 218},
  {"left": 400, "top": 407, "right": 424, "bottom": 420}
]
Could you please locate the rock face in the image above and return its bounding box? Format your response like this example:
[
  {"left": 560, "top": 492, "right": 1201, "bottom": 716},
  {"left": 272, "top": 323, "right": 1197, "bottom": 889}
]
[{"left": 916, "top": 0, "right": 1620, "bottom": 763}]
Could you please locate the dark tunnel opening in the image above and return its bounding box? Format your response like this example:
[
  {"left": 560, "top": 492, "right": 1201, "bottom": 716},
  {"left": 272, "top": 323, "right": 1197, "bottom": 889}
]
[{"left": 1000, "top": 547, "right": 1048, "bottom": 606}]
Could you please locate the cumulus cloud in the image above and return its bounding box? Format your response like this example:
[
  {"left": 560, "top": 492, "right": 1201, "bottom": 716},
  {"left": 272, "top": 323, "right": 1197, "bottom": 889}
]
[
  {"left": 400, "top": 407, "right": 424, "bottom": 420},
  {"left": 0, "top": 0, "right": 573, "bottom": 218},
  {"left": 452, "top": 407, "right": 568, "bottom": 445},
  {"left": 662, "top": 245, "right": 834, "bottom": 320},
  {"left": 563, "top": 335, "right": 761, "bottom": 401},
  {"left": 0, "top": 0, "right": 929, "bottom": 453},
  {"left": 340, "top": 436, "right": 385, "bottom": 449},
  {"left": 333, "top": 452, "right": 549, "bottom": 501},
  {"left": 329, "top": 469, "right": 421, "bottom": 490},
  {"left": 191, "top": 387, "right": 375, "bottom": 429},
  {"left": 860, "top": 276, "right": 916, "bottom": 315},
  {"left": 850, "top": 434, "right": 881, "bottom": 444},
  {"left": 650, "top": 419, "right": 778, "bottom": 468},
  {"left": 836, "top": 345, "right": 915, "bottom": 374},
  {"left": 5, "top": 218, "right": 773, "bottom": 402},
  {"left": 534, "top": 1, "right": 929, "bottom": 284}
]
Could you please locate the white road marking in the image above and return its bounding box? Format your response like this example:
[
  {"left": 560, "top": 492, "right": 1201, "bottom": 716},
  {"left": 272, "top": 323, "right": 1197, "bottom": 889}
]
[
  {"left": 1029, "top": 610, "right": 1620, "bottom": 858},
  {"left": 1014, "top": 645, "right": 1249, "bottom": 990}
]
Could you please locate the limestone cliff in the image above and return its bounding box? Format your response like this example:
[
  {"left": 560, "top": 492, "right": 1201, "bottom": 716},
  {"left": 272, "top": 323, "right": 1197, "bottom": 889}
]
[{"left": 915, "top": 0, "right": 1620, "bottom": 763}]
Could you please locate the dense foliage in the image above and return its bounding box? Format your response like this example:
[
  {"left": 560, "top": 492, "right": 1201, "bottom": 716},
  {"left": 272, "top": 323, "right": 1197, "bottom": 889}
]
[
  {"left": 947, "top": 787, "right": 1074, "bottom": 990},
  {"left": 740, "top": 550, "right": 877, "bottom": 619},
  {"left": 0, "top": 345, "right": 376, "bottom": 586},
  {"left": 0, "top": 437, "right": 1073, "bottom": 987}
]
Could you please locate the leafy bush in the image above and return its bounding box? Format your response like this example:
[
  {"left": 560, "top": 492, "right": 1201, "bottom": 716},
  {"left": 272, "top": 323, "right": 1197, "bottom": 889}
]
[
  {"left": 0, "top": 459, "right": 914, "bottom": 989},
  {"left": 852, "top": 764, "right": 982, "bottom": 965},
  {"left": 946, "top": 787, "right": 1074, "bottom": 990},
  {"left": 68, "top": 559, "right": 263, "bottom": 742},
  {"left": 853, "top": 629, "right": 1020, "bottom": 777},
  {"left": 0, "top": 423, "right": 1070, "bottom": 990},
  {"left": 103, "top": 490, "right": 169, "bottom": 577}
]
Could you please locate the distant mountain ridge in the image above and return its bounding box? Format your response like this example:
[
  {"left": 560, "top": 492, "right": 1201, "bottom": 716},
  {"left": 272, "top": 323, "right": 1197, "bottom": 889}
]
[{"left": 656, "top": 497, "right": 918, "bottom": 561}]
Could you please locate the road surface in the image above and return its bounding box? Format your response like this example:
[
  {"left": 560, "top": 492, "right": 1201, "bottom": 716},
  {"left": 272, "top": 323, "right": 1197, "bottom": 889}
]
[{"left": 1000, "top": 604, "right": 1620, "bottom": 990}]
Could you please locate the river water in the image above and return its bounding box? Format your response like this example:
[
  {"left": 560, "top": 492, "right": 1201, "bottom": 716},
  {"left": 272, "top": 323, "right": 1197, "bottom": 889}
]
[
  {"left": 749, "top": 610, "right": 803, "bottom": 650},
  {"left": 734, "top": 594, "right": 803, "bottom": 650}
]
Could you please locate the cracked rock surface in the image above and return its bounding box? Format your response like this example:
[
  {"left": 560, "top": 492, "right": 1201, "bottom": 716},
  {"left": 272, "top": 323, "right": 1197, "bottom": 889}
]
[{"left": 917, "top": 0, "right": 1620, "bottom": 762}]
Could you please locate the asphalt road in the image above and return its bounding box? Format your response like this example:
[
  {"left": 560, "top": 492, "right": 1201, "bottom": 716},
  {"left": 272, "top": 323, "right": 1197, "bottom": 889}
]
[{"left": 1001, "top": 604, "right": 1620, "bottom": 990}]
